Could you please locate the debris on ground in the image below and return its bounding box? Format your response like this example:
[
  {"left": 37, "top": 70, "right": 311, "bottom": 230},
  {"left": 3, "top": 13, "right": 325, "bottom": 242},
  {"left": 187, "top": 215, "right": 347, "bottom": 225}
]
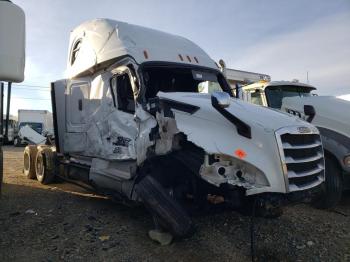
[
  {"left": 148, "top": 230, "right": 173, "bottom": 246},
  {"left": 0, "top": 146, "right": 349, "bottom": 261}
]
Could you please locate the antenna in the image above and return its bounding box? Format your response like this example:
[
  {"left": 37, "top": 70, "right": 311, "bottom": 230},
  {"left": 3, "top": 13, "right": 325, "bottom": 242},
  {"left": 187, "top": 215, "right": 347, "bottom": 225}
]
[{"left": 307, "top": 71, "right": 309, "bottom": 84}]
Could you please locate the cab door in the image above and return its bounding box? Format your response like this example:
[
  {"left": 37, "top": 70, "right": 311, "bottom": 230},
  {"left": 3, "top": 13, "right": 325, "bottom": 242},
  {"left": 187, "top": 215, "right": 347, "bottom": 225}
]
[
  {"left": 106, "top": 66, "right": 138, "bottom": 160},
  {"left": 64, "top": 79, "right": 90, "bottom": 152},
  {"left": 66, "top": 80, "right": 90, "bottom": 132}
]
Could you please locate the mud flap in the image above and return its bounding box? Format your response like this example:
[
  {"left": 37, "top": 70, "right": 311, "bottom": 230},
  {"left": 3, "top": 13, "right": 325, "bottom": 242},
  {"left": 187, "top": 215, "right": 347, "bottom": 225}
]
[{"left": 136, "top": 176, "right": 193, "bottom": 238}]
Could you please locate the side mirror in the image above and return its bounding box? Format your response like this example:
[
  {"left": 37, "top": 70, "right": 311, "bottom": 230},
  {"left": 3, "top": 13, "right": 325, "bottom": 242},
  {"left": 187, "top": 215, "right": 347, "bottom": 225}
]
[
  {"left": 304, "top": 105, "right": 315, "bottom": 123},
  {"left": 0, "top": 1, "right": 25, "bottom": 82},
  {"left": 211, "top": 91, "right": 230, "bottom": 108}
]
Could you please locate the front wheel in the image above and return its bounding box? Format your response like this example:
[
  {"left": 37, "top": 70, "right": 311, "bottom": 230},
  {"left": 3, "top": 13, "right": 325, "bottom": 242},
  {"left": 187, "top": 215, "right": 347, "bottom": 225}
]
[
  {"left": 313, "top": 156, "right": 343, "bottom": 209},
  {"left": 136, "top": 176, "right": 194, "bottom": 238}
]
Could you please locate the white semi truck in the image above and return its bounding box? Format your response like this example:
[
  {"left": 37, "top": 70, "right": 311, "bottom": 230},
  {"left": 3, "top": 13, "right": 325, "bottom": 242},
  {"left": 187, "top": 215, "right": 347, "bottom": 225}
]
[
  {"left": 238, "top": 80, "right": 350, "bottom": 208},
  {"left": 23, "top": 19, "right": 325, "bottom": 239},
  {"left": 15, "top": 109, "right": 53, "bottom": 146}
]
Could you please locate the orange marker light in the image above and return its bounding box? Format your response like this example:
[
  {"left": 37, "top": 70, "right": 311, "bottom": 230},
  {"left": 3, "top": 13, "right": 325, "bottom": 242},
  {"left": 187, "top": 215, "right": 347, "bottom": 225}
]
[
  {"left": 143, "top": 50, "right": 149, "bottom": 59},
  {"left": 178, "top": 54, "right": 184, "bottom": 61},
  {"left": 186, "top": 55, "right": 192, "bottom": 62},
  {"left": 194, "top": 56, "right": 199, "bottom": 63},
  {"left": 235, "top": 149, "right": 247, "bottom": 159}
]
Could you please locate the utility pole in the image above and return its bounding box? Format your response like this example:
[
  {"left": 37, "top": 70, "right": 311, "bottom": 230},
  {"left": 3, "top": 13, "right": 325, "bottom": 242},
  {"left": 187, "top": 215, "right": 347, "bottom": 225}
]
[
  {"left": 4, "top": 82, "right": 11, "bottom": 143},
  {"left": 0, "top": 82, "right": 3, "bottom": 136},
  {"left": 0, "top": 82, "right": 3, "bottom": 196}
]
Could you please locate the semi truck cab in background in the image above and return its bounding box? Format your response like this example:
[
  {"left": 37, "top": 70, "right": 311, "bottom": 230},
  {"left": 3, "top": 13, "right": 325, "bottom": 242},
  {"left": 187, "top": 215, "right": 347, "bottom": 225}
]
[{"left": 238, "top": 80, "right": 350, "bottom": 208}]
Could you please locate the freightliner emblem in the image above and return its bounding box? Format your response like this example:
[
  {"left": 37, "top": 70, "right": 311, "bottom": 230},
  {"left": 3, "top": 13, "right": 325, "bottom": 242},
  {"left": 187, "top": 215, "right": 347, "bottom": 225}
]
[{"left": 298, "top": 126, "right": 311, "bottom": 134}]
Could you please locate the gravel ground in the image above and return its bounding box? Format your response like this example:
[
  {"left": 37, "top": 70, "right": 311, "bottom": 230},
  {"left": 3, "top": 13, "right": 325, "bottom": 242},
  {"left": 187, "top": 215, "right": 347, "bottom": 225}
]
[{"left": 0, "top": 146, "right": 349, "bottom": 262}]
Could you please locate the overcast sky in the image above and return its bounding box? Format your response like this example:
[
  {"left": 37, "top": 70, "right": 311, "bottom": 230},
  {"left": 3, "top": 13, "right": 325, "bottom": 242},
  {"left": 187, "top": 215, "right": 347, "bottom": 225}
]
[{"left": 5, "top": 0, "right": 350, "bottom": 115}]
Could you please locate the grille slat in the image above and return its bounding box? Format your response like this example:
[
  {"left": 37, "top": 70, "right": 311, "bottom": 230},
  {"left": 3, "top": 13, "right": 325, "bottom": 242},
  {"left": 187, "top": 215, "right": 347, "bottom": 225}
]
[
  {"left": 277, "top": 128, "right": 325, "bottom": 192},
  {"left": 282, "top": 141, "right": 322, "bottom": 149},
  {"left": 287, "top": 165, "right": 324, "bottom": 178},
  {"left": 285, "top": 152, "right": 323, "bottom": 164}
]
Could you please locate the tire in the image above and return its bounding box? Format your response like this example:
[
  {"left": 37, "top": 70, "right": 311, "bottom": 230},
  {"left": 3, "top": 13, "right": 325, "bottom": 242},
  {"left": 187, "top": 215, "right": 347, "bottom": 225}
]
[
  {"left": 255, "top": 203, "right": 283, "bottom": 219},
  {"left": 136, "top": 176, "right": 194, "bottom": 238},
  {"left": 23, "top": 146, "right": 38, "bottom": 179},
  {"left": 14, "top": 137, "right": 21, "bottom": 147},
  {"left": 241, "top": 196, "right": 283, "bottom": 219},
  {"left": 313, "top": 156, "right": 343, "bottom": 209},
  {"left": 35, "top": 146, "right": 56, "bottom": 185}
]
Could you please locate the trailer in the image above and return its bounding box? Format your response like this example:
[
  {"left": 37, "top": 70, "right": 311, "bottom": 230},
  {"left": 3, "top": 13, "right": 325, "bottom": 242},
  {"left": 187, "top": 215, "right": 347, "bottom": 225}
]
[
  {"left": 23, "top": 19, "right": 325, "bottom": 242},
  {"left": 239, "top": 80, "right": 350, "bottom": 208}
]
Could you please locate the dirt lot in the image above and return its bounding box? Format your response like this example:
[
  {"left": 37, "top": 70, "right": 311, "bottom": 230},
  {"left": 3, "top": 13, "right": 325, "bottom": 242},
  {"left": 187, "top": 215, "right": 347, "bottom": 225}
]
[{"left": 0, "top": 146, "right": 349, "bottom": 262}]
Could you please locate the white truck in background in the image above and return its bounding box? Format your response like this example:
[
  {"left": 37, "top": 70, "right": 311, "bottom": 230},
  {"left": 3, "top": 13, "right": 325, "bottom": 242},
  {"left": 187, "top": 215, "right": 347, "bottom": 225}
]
[
  {"left": 14, "top": 109, "right": 53, "bottom": 146},
  {"left": 23, "top": 19, "right": 325, "bottom": 242},
  {"left": 237, "top": 80, "right": 350, "bottom": 208}
]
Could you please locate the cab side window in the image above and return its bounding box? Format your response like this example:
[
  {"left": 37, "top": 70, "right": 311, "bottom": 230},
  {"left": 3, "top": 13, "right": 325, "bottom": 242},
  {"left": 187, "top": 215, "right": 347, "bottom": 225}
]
[
  {"left": 110, "top": 73, "right": 135, "bottom": 113},
  {"left": 250, "top": 90, "right": 264, "bottom": 106}
]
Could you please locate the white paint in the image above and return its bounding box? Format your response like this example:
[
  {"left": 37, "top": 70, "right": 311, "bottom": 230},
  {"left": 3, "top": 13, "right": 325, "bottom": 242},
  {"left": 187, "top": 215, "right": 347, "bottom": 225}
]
[
  {"left": 67, "top": 19, "right": 217, "bottom": 78},
  {"left": 0, "top": 1, "right": 25, "bottom": 82},
  {"left": 282, "top": 96, "right": 350, "bottom": 138},
  {"left": 57, "top": 19, "right": 325, "bottom": 196},
  {"left": 18, "top": 125, "right": 46, "bottom": 144},
  {"left": 156, "top": 91, "right": 319, "bottom": 195},
  {"left": 337, "top": 94, "right": 350, "bottom": 102}
]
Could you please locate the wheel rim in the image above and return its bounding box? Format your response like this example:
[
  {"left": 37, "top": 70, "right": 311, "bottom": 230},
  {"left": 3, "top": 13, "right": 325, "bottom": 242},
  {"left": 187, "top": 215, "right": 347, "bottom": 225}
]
[
  {"left": 24, "top": 152, "right": 30, "bottom": 171},
  {"left": 36, "top": 154, "right": 44, "bottom": 179}
]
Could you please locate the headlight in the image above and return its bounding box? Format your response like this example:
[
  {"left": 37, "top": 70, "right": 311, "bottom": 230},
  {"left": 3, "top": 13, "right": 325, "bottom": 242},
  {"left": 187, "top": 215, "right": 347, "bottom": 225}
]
[
  {"left": 239, "top": 163, "right": 270, "bottom": 187},
  {"left": 200, "top": 154, "right": 270, "bottom": 189},
  {"left": 344, "top": 155, "right": 350, "bottom": 167}
]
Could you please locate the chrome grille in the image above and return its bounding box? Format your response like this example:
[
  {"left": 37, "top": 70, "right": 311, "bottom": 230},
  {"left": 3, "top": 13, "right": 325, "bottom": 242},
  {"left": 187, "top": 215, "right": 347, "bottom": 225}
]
[{"left": 276, "top": 127, "right": 325, "bottom": 192}]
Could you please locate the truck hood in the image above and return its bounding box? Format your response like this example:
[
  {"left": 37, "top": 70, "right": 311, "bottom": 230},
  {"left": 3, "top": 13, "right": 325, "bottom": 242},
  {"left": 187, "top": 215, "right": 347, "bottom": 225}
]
[
  {"left": 282, "top": 96, "right": 350, "bottom": 138},
  {"left": 157, "top": 92, "right": 311, "bottom": 132},
  {"left": 155, "top": 91, "right": 317, "bottom": 195}
]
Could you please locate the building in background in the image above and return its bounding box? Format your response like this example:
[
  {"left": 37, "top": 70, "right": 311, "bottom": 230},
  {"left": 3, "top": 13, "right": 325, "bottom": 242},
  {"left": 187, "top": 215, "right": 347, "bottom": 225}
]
[{"left": 225, "top": 68, "right": 270, "bottom": 88}]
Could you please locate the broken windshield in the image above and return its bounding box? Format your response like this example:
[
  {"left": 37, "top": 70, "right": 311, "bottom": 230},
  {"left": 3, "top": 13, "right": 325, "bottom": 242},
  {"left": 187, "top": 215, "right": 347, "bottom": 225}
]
[
  {"left": 19, "top": 122, "right": 43, "bottom": 134},
  {"left": 142, "top": 65, "right": 230, "bottom": 99},
  {"left": 265, "top": 86, "right": 313, "bottom": 109}
]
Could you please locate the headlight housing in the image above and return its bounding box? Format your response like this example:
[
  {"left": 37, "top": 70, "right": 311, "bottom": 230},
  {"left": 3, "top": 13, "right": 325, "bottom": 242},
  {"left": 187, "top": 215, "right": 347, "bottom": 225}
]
[{"left": 199, "top": 154, "right": 270, "bottom": 189}]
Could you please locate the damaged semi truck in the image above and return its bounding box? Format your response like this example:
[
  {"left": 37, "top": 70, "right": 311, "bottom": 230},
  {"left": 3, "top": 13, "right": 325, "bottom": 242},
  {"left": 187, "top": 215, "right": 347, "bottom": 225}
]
[{"left": 24, "top": 19, "right": 325, "bottom": 238}]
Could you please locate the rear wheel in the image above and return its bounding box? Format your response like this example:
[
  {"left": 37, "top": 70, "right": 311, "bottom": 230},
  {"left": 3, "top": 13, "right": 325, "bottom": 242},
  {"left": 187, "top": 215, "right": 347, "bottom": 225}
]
[
  {"left": 314, "top": 156, "right": 343, "bottom": 209},
  {"left": 35, "top": 146, "right": 56, "bottom": 185},
  {"left": 23, "top": 146, "right": 38, "bottom": 179},
  {"left": 136, "top": 175, "right": 194, "bottom": 238}
]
